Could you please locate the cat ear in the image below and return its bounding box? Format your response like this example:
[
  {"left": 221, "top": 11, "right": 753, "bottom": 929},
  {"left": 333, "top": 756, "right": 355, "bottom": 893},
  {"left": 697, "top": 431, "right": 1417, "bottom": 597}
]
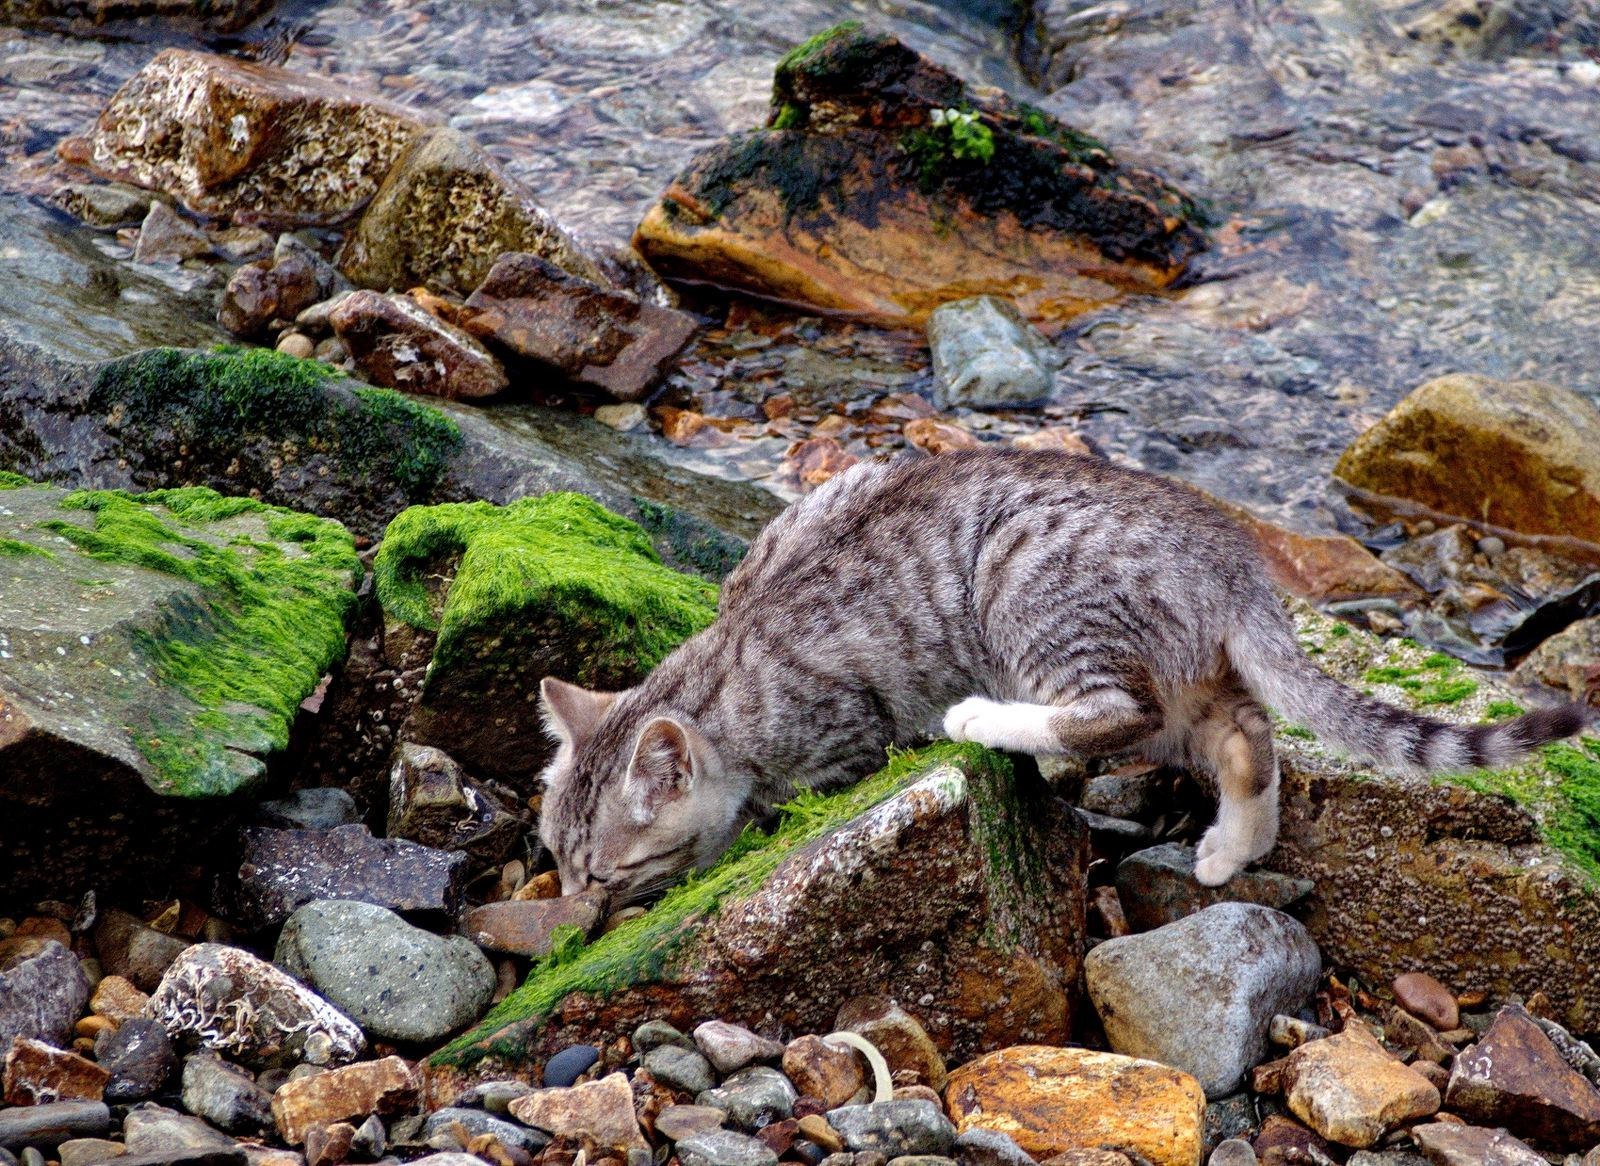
[
  {"left": 539, "top": 677, "right": 616, "bottom": 747},
  {"left": 625, "top": 717, "right": 705, "bottom": 824}
]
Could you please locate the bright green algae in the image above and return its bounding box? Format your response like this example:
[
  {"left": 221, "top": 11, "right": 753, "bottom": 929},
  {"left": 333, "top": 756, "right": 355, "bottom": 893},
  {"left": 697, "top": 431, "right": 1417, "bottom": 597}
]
[
  {"left": 432, "top": 742, "right": 1006, "bottom": 1067},
  {"left": 37, "top": 486, "right": 360, "bottom": 795},
  {"left": 374, "top": 493, "right": 718, "bottom": 677}
]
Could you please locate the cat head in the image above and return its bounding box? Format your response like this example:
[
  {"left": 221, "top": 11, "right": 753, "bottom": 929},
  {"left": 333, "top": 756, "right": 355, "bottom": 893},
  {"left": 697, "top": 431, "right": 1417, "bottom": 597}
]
[{"left": 535, "top": 676, "right": 749, "bottom": 907}]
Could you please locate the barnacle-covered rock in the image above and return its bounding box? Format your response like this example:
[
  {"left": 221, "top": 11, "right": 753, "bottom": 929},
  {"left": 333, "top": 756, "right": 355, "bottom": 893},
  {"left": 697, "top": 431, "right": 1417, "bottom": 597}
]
[{"left": 147, "top": 944, "right": 365, "bottom": 1068}]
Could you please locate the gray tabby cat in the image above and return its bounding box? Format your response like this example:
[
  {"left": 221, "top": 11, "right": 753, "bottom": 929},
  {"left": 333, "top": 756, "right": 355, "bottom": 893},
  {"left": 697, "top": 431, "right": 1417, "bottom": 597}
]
[{"left": 538, "top": 448, "right": 1584, "bottom": 902}]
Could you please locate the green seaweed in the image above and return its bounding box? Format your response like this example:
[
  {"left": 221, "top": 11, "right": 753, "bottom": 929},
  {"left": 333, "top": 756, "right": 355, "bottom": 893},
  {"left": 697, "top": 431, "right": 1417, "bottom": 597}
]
[
  {"left": 775, "top": 19, "right": 864, "bottom": 74},
  {"left": 0, "top": 471, "right": 33, "bottom": 490},
  {"left": 373, "top": 494, "right": 718, "bottom": 675},
  {"left": 1456, "top": 738, "right": 1600, "bottom": 883},
  {"left": 0, "top": 537, "right": 53, "bottom": 558},
  {"left": 1484, "top": 699, "right": 1527, "bottom": 720},
  {"left": 1015, "top": 102, "right": 1108, "bottom": 164},
  {"left": 432, "top": 741, "right": 1004, "bottom": 1067},
  {"left": 39, "top": 487, "right": 359, "bottom": 795},
  {"left": 1363, "top": 651, "right": 1478, "bottom": 706}
]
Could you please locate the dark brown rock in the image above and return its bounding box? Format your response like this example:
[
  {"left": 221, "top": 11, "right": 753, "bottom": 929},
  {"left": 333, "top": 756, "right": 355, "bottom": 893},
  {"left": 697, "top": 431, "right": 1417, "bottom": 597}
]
[
  {"left": 1113, "top": 843, "right": 1314, "bottom": 931},
  {"left": 3, "top": 1039, "right": 111, "bottom": 1105},
  {"left": 329, "top": 290, "right": 509, "bottom": 401},
  {"left": 1445, "top": 1004, "right": 1600, "bottom": 1150},
  {"left": 461, "top": 253, "right": 698, "bottom": 402},
  {"left": 96, "top": 1019, "right": 177, "bottom": 1103},
  {"left": 234, "top": 823, "right": 469, "bottom": 929},
  {"left": 385, "top": 743, "right": 523, "bottom": 864},
  {"left": 782, "top": 1036, "right": 865, "bottom": 1109},
  {"left": 1410, "top": 1121, "right": 1544, "bottom": 1166},
  {"left": 2, "top": 0, "right": 268, "bottom": 36},
  {"left": 1393, "top": 972, "right": 1460, "bottom": 1032},
  {"left": 94, "top": 909, "right": 190, "bottom": 993},
  {"left": 218, "top": 243, "right": 341, "bottom": 339},
  {"left": 462, "top": 894, "right": 607, "bottom": 959}
]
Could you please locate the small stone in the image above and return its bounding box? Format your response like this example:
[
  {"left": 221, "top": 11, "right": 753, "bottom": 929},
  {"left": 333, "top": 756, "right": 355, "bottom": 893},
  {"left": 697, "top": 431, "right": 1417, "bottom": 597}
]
[
  {"left": 653, "top": 1105, "right": 726, "bottom": 1142},
  {"left": 1445, "top": 1003, "right": 1600, "bottom": 1150},
  {"left": 421, "top": 1108, "right": 547, "bottom": 1155},
  {"left": 698, "top": 1067, "right": 798, "bottom": 1132},
  {"left": 1268, "top": 1016, "right": 1330, "bottom": 1050},
  {"left": 58, "top": 1139, "right": 125, "bottom": 1166},
  {"left": 270, "top": 1057, "right": 419, "bottom": 1147},
  {"left": 93, "top": 910, "right": 190, "bottom": 992},
  {"left": 94, "top": 1019, "right": 175, "bottom": 1103},
  {"left": 1284, "top": 1024, "right": 1440, "bottom": 1148},
  {"left": 1392, "top": 973, "right": 1460, "bottom": 1032},
  {"left": 785, "top": 1037, "right": 867, "bottom": 1109},
  {"left": 902, "top": 417, "right": 979, "bottom": 454},
  {"left": 464, "top": 894, "right": 607, "bottom": 959},
  {"left": 386, "top": 744, "right": 522, "bottom": 864},
  {"left": 1384, "top": 1008, "right": 1453, "bottom": 1064},
  {"left": 951, "top": 1128, "right": 1032, "bottom": 1166},
  {"left": 888, "top": 1158, "right": 954, "bottom": 1166},
  {"left": 304, "top": 1122, "right": 354, "bottom": 1166},
  {"left": 123, "top": 1103, "right": 238, "bottom": 1154},
  {"left": 273, "top": 899, "right": 496, "bottom": 1044},
  {"left": 542, "top": 1044, "right": 601, "bottom": 1089},
  {"left": 926, "top": 296, "right": 1057, "bottom": 410},
  {"left": 508, "top": 1073, "right": 646, "bottom": 1152},
  {"left": 453, "top": 1080, "right": 535, "bottom": 1114},
  {"left": 643, "top": 1046, "right": 716, "bottom": 1096},
  {"left": 330, "top": 290, "right": 508, "bottom": 401},
  {"left": 1208, "top": 1140, "right": 1256, "bottom": 1166},
  {"left": 1251, "top": 1115, "right": 1327, "bottom": 1166},
  {"left": 182, "top": 1053, "right": 274, "bottom": 1134},
  {"left": 512, "top": 871, "right": 563, "bottom": 902},
  {"left": 276, "top": 333, "right": 315, "bottom": 360},
  {"left": 89, "top": 976, "right": 149, "bottom": 1024},
  {"left": 634, "top": 1021, "right": 696, "bottom": 1056},
  {"left": 595, "top": 404, "right": 647, "bottom": 432},
  {"left": 693, "top": 1022, "right": 785, "bottom": 1076},
  {"left": 1412, "top": 1061, "right": 1451, "bottom": 1092},
  {"left": 1476, "top": 536, "right": 1507, "bottom": 557},
  {"left": 212, "top": 225, "right": 275, "bottom": 263},
  {"left": 3, "top": 1039, "right": 109, "bottom": 1105},
  {"left": 826, "top": 1102, "right": 956, "bottom": 1158},
  {"left": 1410, "top": 1122, "right": 1544, "bottom": 1165},
  {"left": 148, "top": 945, "right": 365, "bottom": 1068},
  {"left": 1078, "top": 767, "right": 1166, "bottom": 820},
  {"left": 133, "top": 202, "right": 211, "bottom": 265},
  {"left": 1, "top": 941, "right": 91, "bottom": 1049},
  {"left": 52, "top": 182, "right": 152, "bottom": 227},
  {"left": 833, "top": 1000, "right": 946, "bottom": 1091},
  {"left": 676, "top": 1130, "right": 779, "bottom": 1166},
  {"left": 0, "top": 1102, "right": 112, "bottom": 1151},
  {"left": 1114, "top": 845, "right": 1315, "bottom": 932},
  {"left": 255, "top": 790, "right": 360, "bottom": 831},
  {"left": 797, "top": 1116, "right": 844, "bottom": 1155}
]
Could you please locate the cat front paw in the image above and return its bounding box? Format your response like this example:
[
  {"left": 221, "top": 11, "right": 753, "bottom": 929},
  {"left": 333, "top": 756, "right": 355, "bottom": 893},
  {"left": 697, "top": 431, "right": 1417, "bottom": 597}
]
[{"left": 943, "top": 696, "right": 1005, "bottom": 744}]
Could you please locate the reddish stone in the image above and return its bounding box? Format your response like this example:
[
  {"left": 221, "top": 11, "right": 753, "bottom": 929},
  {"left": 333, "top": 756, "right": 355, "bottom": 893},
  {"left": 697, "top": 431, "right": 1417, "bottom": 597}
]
[
  {"left": 270, "top": 1056, "right": 419, "bottom": 1146},
  {"left": 463, "top": 894, "right": 607, "bottom": 959},
  {"left": 903, "top": 417, "right": 980, "bottom": 454},
  {"left": 1445, "top": 1004, "right": 1600, "bottom": 1150},
  {"left": 330, "top": 290, "right": 508, "bottom": 401},
  {"left": 1393, "top": 972, "right": 1461, "bottom": 1031},
  {"left": 4, "top": 1037, "right": 111, "bottom": 1105}
]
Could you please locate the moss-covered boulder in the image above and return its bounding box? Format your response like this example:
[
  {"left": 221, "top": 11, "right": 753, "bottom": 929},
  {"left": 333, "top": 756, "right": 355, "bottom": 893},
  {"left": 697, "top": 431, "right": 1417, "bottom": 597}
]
[
  {"left": 425, "top": 744, "right": 1088, "bottom": 1097},
  {"left": 1335, "top": 374, "right": 1600, "bottom": 543},
  {"left": 634, "top": 22, "right": 1205, "bottom": 328},
  {"left": 1264, "top": 602, "right": 1600, "bottom": 1031},
  {"left": 303, "top": 494, "right": 718, "bottom": 807},
  {"left": 0, "top": 480, "right": 359, "bottom": 905}
]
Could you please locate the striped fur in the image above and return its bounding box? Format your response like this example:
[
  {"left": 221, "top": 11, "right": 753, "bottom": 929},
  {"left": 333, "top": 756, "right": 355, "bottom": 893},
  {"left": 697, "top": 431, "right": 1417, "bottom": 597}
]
[{"left": 538, "top": 448, "right": 1586, "bottom": 899}]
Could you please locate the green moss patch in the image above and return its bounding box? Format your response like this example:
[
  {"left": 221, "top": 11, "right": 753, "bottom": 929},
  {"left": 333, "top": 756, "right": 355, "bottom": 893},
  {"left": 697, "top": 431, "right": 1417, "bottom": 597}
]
[
  {"left": 374, "top": 493, "right": 718, "bottom": 676},
  {"left": 1362, "top": 651, "right": 1479, "bottom": 706},
  {"left": 0, "top": 537, "right": 53, "bottom": 558},
  {"left": 1457, "top": 738, "right": 1600, "bottom": 883},
  {"left": 0, "top": 471, "right": 33, "bottom": 489},
  {"left": 40, "top": 487, "right": 360, "bottom": 795},
  {"left": 432, "top": 742, "right": 1005, "bottom": 1067}
]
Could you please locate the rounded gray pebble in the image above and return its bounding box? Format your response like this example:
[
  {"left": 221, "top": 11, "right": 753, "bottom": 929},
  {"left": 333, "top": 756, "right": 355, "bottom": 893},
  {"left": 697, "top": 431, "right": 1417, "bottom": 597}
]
[
  {"left": 1209, "top": 1139, "right": 1258, "bottom": 1166},
  {"left": 677, "top": 1130, "right": 779, "bottom": 1166},
  {"left": 643, "top": 1045, "right": 716, "bottom": 1095},
  {"left": 544, "top": 1044, "right": 600, "bottom": 1087}
]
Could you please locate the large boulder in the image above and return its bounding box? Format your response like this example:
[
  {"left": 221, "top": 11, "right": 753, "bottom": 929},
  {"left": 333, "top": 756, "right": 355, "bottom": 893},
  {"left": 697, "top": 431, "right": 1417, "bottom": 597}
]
[
  {"left": 1334, "top": 374, "right": 1600, "bottom": 543},
  {"left": 337, "top": 127, "right": 603, "bottom": 294},
  {"left": 62, "top": 49, "right": 432, "bottom": 226},
  {"left": 1262, "top": 601, "right": 1600, "bottom": 1032},
  {"left": 2, "top": 0, "right": 269, "bottom": 35},
  {"left": 0, "top": 480, "right": 357, "bottom": 905},
  {"left": 425, "top": 746, "right": 1088, "bottom": 1098},
  {"left": 634, "top": 22, "right": 1205, "bottom": 328}
]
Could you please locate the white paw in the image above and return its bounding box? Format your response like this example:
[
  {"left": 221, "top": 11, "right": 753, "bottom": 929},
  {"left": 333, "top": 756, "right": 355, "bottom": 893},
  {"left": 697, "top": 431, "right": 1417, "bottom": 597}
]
[
  {"left": 1194, "top": 850, "right": 1244, "bottom": 887},
  {"left": 1196, "top": 824, "right": 1223, "bottom": 862},
  {"left": 943, "top": 696, "right": 1006, "bottom": 745}
]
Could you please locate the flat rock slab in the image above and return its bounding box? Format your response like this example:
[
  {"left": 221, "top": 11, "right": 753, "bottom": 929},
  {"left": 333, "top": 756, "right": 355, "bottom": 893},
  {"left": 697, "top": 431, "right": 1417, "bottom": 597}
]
[
  {"left": 426, "top": 747, "right": 1087, "bottom": 1098},
  {"left": 1445, "top": 1004, "right": 1600, "bottom": 1151},
  {"left": 270, "top": 1055, "right": 418, "bottom": 1146},
  {"left": 64, "top": 49, "right": 432, "bottom": 226},
  {"left": 635, "top": 24, "right": 1204, "bottom": 327},
  {"left": 0, "top": 482, "right": 357, "bottom": 905},
  {"left": 1113, "top": 843, "right": 1313, "bottom": 931}
]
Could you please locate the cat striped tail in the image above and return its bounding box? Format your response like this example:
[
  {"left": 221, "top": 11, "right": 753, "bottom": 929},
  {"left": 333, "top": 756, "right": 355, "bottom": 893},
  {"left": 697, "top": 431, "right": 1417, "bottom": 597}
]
[{"left": 1227, "top": 607, "right": 1586, "bottom": 775}]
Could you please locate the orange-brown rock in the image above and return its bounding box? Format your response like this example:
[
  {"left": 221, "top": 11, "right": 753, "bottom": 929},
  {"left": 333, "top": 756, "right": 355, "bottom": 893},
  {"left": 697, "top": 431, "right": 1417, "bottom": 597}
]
[
  {"left": 463, "top": 893, "right": 607, "bottom": 959},
  {"left": 3, "top": 1038, "right": 111, "bottom": 1105},
  {"left": 329, "top": 291, "right": 508, "bottom": 401},
  {"left": 1392, "top": 971, "right": 1459, "bottom": 1031},
  {"left": 944, "top": 1046, "right": 1205, "bottom": 1166},
  {"left": 507, "top": 1073, "right": 646, "bottom": 1152},
  {"left": 270, "top": 1056, "right": 419, "bottom": 1146},
  {"left": 1283, "top": 1023, "right": 1439, "bottom": 1147},
  {"left": 782, "top": 1036, "right": 864, "bottom": 1107},
  {"left": 634, "top": 24, "right": 1204, "bottom": 328},
  {"left": 65, "top": 50, "right": 432, "bottom": 226},
  {"left": 903, "top": 418, "right": 979, "bottom": 454}
]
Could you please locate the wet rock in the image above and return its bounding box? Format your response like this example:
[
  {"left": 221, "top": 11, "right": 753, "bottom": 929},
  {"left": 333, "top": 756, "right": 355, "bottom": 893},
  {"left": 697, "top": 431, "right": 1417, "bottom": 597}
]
[
  {"left": 926, "top": 297, "right": 1058, "bottom": 410},
  {"left": 385, "top": 744, "right": 522, "bottom": 864},
  {"left": 1249, "top": 1117, "right": 1329, "bottom": 1166},
  {"left": 636, "top": 25, "right": 1203, "bottom": 328},
  {"left": 1515, "top": 617, "right": 1600, "bottom": 704},
  {"left": 256, "top": 790, "right": 360, "bottom": 833},
  {"left": 51, "top": 183, "right": 153, "bottom": 229},
  {"left": 694, "top": 1023, "right": 784, "bottom": 1076},
  {"left": 1336, "top": 374, "right": 1600, "bottom": 543},
  {"left": 1409, "top": 1122, "right": 1543, "bottom": 1165},
  {"left": 506, "top": 1072, "right": 646, "bottom": 1152},
  {"left": 421, "top": 1108, "right": 548, "bottom": 1155},
  {"left": 5, "top": 0, "right": 268, "bottom": 35},
  {"left": 0, "top": 941, "right": 90, "bottom": 1048},
  {"left": 94, "top": 910, "right": 191, "bottom": 993},
  {"left": 338, "top": 128, "right": 601, "bottom": 295},
  {"left": 235, "top": 824, "right": 468, "bottom": 930},
  {"left": 1392, "top": 973, "right": 1459, "bottom": 1032},
  {"left": 132, "top": 203, "right": 210, "bottom": 266},
  {"left": 784, "top": 1036, "right": 866, "bottom": 1109},
  {"left": 147, "top": 944, "right": 365, "bottom": 1068},
  {"left": 1086, "top": 903, "right": 1322, "bottom": 1098},
  {"left": 430, "top": 749, "right": 1087, "bottom": 1091},
  {"left": 219, "top": 241, "right": 345, "bottom": 339},
  {"left": 463, "top": 894, "right": 607, "bottom": 959},
  {"left": 1269, "top": 1016, "right": 1330, "bottom": 1051},
  {"left": 3, "top": 1040, "right": 109, "bottom": 1105},
  {"left": 655, "top": 1106, "right": 727, "bottom": 1142},
  {"left": 57, "top": 1138, "right": 125, "bottom": 1166},
  {"left": 180, "top": 1054, "right": 272, "bottom": 1134},
  {"left": 1283, "top": 1024, "right": 1440, "bottom": 1148},
  {"left": 1445, "top": 1004, "right": 1600, "bottom": 1150},
  {"left": 832, "top": 1000, "right": 946, "bottom": 1091},
  {"left": 951, "top": 1129, "right": 1033, "bottom": 1166},
  {"left": 945, "top": 1046, "right": 1204, "bottom": 1166},
  {"left": 0, "top": 1102, "right": 111, "bottom": 1151},
  {"left": 328, "top": 291, "right": 508, "bottom": 402},
  {"left": 96, "top": 1019, "right": 176, "bottom": 1103},
  {"left": 271, "top": 1056, "right": 419, "bottom": 1147},
  {"left": 0, "top": 484, "right": 359, "bottom": 906},
  {"left": 1208, "top": 1142, "right": 1255, "bottom": 1166},
  {"left": 677, "top": 1130, "right": 780, "bottom": 1166},
  {"left": 67, "top": 49, "right": 430, "bottom": 226},
  {"left": 274, "top": 899, "right": 495, "bottom": 1043},
  {"left": 826, "top": 1102, "right": 954, "bottom": 1157},
  {"left": 460, "top": 252, "right": 698, "bottom": 402},
  {"left": 642, "top": 1047, "right": 716, "bottom": 1096},
  {"left": 634, "top": 1021, "right": 695, "bottom": 1056},
  {"left": 697, "top": 1067, "right": 797, "bottom": 1132},
  {"left": 541, "top": 1045, "right": 600, "bottom": 1089},
  {"left": 1113, "top": 845, "right": 1315, "bottom": 932},
  {"left": 124, "top": 1103, "right": 239, "bottom": 1154}
]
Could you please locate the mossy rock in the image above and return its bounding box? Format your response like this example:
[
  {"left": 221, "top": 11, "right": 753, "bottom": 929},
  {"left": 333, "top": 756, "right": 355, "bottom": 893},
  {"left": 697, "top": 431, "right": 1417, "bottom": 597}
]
[
  {"left": 635, "top": 22, "right": 1205, "bottom": 327},
  {"left": 1266, "top": 602, "right": 1600, "bottom": 1030},
  {"left": 426, "top": 743, "right": 1088, "bottom": 1093},
  {"left": 0, "top": 483, "right": 359, "bottom": 905}
]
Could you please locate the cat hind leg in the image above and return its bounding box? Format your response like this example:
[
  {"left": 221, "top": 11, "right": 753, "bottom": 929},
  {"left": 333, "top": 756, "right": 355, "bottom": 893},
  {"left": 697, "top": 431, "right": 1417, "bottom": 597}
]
[{"left": 1190, "top": 696, "right": 1280, "bottom": 886}]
